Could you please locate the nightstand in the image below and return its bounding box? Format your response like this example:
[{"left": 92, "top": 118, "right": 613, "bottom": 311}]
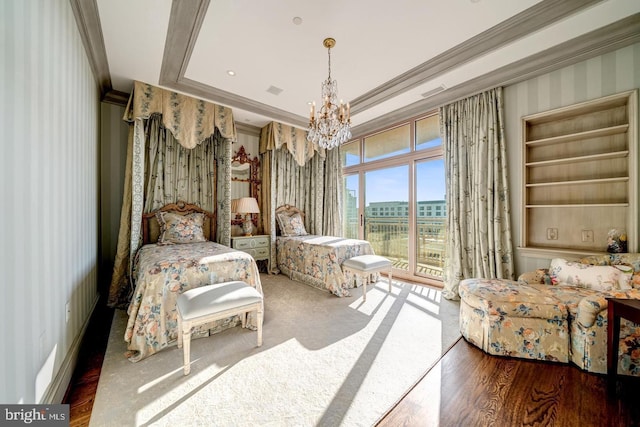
[{"left": 230, "top": 235, "right": 270, "bottom": 263}]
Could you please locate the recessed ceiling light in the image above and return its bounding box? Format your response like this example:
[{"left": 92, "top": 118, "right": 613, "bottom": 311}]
[
  {"left": 292, "top": 16, "right": 303, "bottom": 25},
  {"left": 227, "top": 70, "right": 236, "bottom": 76}
]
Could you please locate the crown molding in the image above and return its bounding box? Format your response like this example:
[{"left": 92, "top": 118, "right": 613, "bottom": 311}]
[
  {"left": 102, "top": 90, "right": 130, "bottom": 107},
  {"left": 75, "top": 0, "right": 632, "bottom": 136},
  {"left": 168, "top": 77, "right": 309, "bottom": 128},
  {"left": 70, "top": 0, "right": 112, "bottom": 98},
  {"left": 351, "top": 13, "right": 640, "bottom": 139},
  {"left": 158, "top": 0, "right": 210, "bottom": 86},
  {"left": 158, "top": 1, "right": 308, "bottom": 128},
  {"left": 235, "top": 122, "right": 262, "bottom": 137},
  {"left": 350, "top": 0, "right": 604, "bottom": 115}
]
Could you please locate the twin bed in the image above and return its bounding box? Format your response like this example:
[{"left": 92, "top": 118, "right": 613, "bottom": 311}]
[
  {"left": 125, "top": 202, "right": 377, "bottom": 362},
  {"left": 125, "top": 202, "right": 262, "bottom": 362},
  {"left": 274, "top": 204, "right": 377, "bottom": 297}
]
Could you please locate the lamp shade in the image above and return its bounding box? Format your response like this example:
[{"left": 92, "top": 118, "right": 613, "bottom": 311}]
[
  {"left": 230, "top": 198, "right": 239, "bottom": 213},
  {"left": 235, "top": 197, "right": 260, "bottom": 214}
]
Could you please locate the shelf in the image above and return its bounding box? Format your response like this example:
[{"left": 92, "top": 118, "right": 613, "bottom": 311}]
[
  {"left": 526, "top": 177, "right": 629, "bottom": 188},
  {"left": 517, "top": 246, "right": 607, "bottom": 260},
  {"left": 525, "top": 203, "right": 629, "bottom": 208},
  {"left": 521, "top": 90, "right": 637, "bottom": 260},
  {"left": 524, "top": 124, "right": 629, "bottom": 147},
  {"left": 525, "top": 151, "right": 628, "bottom": 167}
]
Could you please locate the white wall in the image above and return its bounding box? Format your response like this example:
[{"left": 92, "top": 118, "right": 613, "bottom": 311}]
[
  {"left": 0, "top": 0, "right": 100, "bottom": 403},
  {"left": 504, "top": 42, "right": 640, "bottom": 275}
]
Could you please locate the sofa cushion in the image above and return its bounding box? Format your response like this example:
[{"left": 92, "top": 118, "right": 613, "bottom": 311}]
[
  {"left": 549, "top": 258, "right": 631, "bottom": 291},
  {"left": 529, "top": 284, "right": 603, "bottom": 327},
  {"left": 580, "top": 254, "right": 640, "bottom": 289},
  {"left": 459, "top": 278, "right": 567, "bottom": 321}
]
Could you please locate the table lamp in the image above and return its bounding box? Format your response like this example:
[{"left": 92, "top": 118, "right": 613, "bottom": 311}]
[{"left": 235, "top": 197, "right": 260, "bottom": 236}]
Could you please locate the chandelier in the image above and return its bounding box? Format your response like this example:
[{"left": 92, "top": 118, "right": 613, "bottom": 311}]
[{"left": 307, "top": 37, "right": 351, "bottom": 150}]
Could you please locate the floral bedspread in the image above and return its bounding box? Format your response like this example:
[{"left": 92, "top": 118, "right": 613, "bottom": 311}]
[
  {"left": 276, "top": 235, "right": 375, "bottom": 297},
  {"left": 126, "top": 241, "right": 262, "bottom": 362}
]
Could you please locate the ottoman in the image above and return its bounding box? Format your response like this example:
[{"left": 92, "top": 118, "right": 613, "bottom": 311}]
[
  {"left": 177, "top": 281, "right": 264, "bottom": 375},
  {"left": 459, "top": 278, "right": 570, "bottom": 362},
  {"left": 342, "top": 255, "right": 392, "bottom": 302}
]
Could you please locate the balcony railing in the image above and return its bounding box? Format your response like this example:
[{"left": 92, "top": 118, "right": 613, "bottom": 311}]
[{"left": 344, "top": 216, "right": 446, "bottom": 278}]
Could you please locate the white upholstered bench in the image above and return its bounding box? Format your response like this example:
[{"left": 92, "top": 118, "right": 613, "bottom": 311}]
[
  {"left": 342, "top": 255, "right": 393, "bottom": 301},
  {"left": 176, "top": 281, "right": 263, "bottom": 375}
]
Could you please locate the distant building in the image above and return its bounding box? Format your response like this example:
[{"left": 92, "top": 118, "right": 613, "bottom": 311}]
[{"left": 366, "top": 200, "right": 446, "bottom": 218}]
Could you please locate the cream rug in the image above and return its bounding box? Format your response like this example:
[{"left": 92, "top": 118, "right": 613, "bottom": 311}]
[{"left": 90, "top": 274, "right": 460, "bottom": 427}]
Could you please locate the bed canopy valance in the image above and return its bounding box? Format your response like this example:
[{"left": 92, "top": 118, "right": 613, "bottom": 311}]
[
  {"left": 124, "top": 80, "right": 237, "bottom": 148},
  {"left": 259, "top": 121, "right": 322, "bottom": 167}
]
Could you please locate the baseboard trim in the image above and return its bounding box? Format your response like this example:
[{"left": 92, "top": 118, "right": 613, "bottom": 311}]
[{"left": 41, "top": 294, "right": 100, "bottom": 404}]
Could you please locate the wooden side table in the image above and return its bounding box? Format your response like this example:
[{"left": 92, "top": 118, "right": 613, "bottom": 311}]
[{"left": 607, "top": 298, "right": 640, "bottom": 389}]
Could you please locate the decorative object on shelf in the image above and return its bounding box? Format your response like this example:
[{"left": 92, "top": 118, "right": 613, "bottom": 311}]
[
  {"left": 235, "top": 197, "right": 260, "bottom": 236},
  {"left": 607, "top": 228, "right": 627, "bottom": 253},
  {"left": 307, "top": 37, "right": 351, "bottom": 150}
]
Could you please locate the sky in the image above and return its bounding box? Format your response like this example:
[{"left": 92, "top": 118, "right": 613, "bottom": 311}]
[{"left": 345, "top": 158, "right": 446, "bottom": 205}]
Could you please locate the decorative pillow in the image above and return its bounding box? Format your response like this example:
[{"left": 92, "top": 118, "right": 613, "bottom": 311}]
[
  {"left": 156, "top": 211, "right": 206, "bottom": 244},
  {"left": 549, "top": 258, "right": 630, "bottom": 291},
  {"left": 276, "top": 212, "right": 307, "bottom": 237}
]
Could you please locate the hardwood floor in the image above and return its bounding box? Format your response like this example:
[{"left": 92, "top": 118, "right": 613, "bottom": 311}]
[
  {"left": 378, "top": 338, "right": 640, "bottom": 427},
  {"left": 62, "top": 300, "right": 114, "bottom": 427},
  {"left": 64, "top": 302, "right": 639, "bottom": 427}
]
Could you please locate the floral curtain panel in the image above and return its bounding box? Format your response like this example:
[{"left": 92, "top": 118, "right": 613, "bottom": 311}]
[
  {"left": 143, "top": 115, "right": 219, "bottom": 213},
  {"left": 439, "top": 86, "right": 514, "bottom": 300},
  {"left": 108, "top": 82, "right": 234, "bottom": 308}
]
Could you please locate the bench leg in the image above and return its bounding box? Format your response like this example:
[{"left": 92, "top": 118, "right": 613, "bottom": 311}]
[
  {"left": 182, "top": 324, "right": 191, "bottom": 375},
  {"left": 177, "top": 315, "right": 183, "bottom": 348},
  {"left": 388, "top": 268, "right": 393, "bottom": 293},
  {"left": 257, "top": 305, "right": 263, "bottom": 347},
  {"left": 362, "top": 274, "right": 367, "bottom": 302}
]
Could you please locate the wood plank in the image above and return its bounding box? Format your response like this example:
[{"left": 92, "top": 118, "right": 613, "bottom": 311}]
[{"left": 378, "top": 338, "right": 640, "bottom": 426}]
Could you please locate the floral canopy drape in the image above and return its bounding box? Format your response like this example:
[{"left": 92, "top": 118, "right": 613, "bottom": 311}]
[
  {"left": 439, "top": 86, "right": 514, "bottom": 300},
  {"left": 259, "top": 122, "right": 343, "bottom": 272},
  {"left": 107, "top": 81, "right": 237, "bottom": 308}
]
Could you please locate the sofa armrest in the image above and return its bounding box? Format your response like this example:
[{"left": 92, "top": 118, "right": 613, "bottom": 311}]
[
  {"left": 576, "top": 289, "right": 640, "bottom": 328},
  {"left": 576, "top": 295, "right": 609, "bottom": 328},
  {"left": 518, "top": 269, "right": 551, "bottom": 285}
]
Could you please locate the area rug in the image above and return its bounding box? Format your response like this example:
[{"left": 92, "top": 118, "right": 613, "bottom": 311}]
[{"left": 90, "top": 273, "right": 460, "bottom": 427}]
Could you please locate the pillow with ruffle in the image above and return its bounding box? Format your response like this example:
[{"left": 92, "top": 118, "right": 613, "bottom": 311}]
[
  {"left": 549, "top": 258, "right": 631, "bottom": 291},
  {"left": 276, "top": 212, "right": 308, "bottom": 237},
  {"left": 156, "top": 211, "right": 206, "bottom": 244}
]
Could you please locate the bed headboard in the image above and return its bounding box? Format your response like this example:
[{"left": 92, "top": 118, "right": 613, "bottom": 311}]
[
  {"left": 141, "top": 201, "right": 216, "bottom": 244},
  {"left": 274, "top": 204, "right": 305, "bottom": 236}
]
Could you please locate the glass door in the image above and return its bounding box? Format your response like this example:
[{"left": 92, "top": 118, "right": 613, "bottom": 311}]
[
  {"left": 415, "top": 159, "right": 446, "bottom": 279},
  {"left": 364, "top": 166, "right": 409, "bottom": 272},
  {"left": 343, "top": 174, "right": 359, "bottom": 239}
]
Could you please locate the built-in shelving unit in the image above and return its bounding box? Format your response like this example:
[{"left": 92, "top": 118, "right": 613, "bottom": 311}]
[{"left": 519, "top": 90, "right": 638, "bottom": 259}]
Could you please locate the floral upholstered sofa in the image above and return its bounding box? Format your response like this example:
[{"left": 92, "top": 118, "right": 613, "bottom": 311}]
[{"left": 459, "top": 253, "right": 640, "bottom": 376}]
